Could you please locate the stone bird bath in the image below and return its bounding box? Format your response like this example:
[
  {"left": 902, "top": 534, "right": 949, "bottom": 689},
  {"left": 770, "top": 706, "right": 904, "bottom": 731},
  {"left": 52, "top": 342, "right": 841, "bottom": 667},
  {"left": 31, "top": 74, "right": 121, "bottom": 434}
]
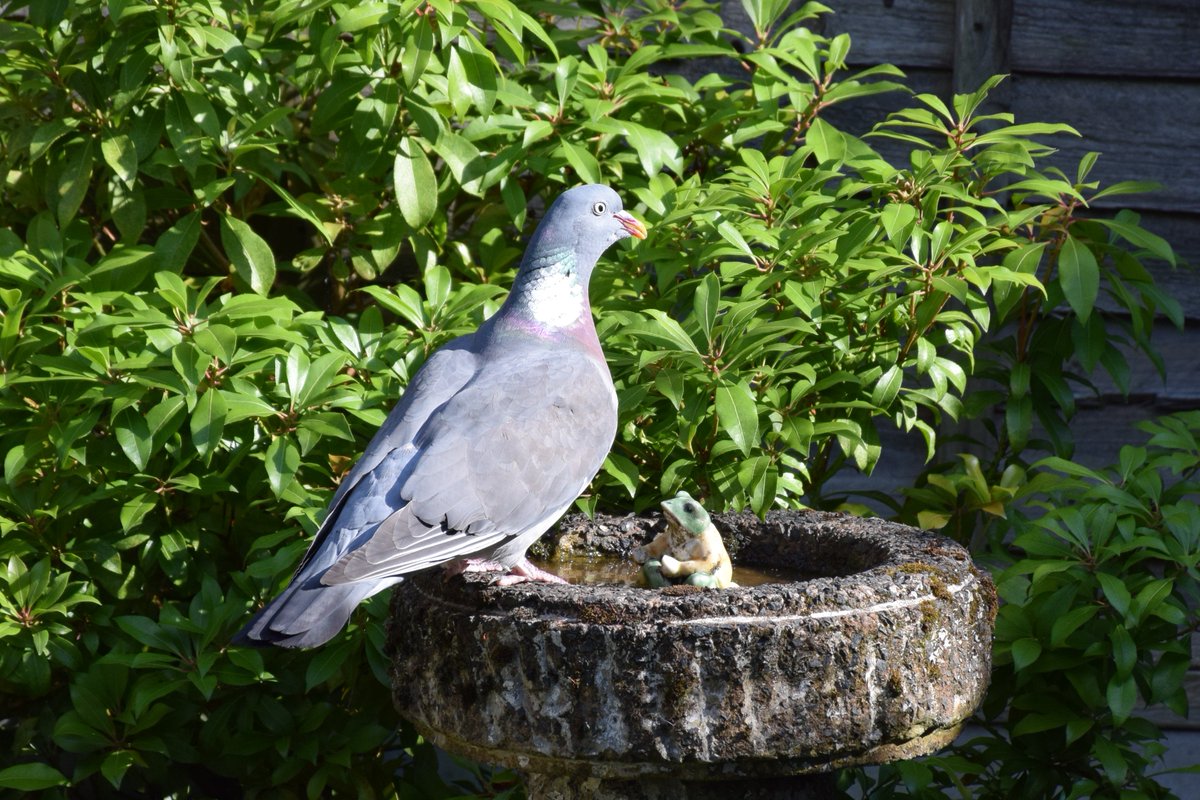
[{"left": 388, "top": 510, "right": 997, "bottom": 799}]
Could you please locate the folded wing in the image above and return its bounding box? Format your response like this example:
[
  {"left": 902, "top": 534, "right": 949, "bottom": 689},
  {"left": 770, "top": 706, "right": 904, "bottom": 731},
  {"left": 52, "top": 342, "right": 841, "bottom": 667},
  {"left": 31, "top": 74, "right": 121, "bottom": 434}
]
[{"left": 321, "top": 347, "right": 616, "bottom": 584}]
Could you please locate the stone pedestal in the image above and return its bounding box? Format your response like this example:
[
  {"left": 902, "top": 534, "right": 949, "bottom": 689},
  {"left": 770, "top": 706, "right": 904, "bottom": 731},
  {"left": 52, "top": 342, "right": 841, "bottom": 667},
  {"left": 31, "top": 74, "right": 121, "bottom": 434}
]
[
  {"left": 525, "top": 773, "right": 837, "bottom": 799},
  {"left": 388, "top": 510, "right": 997, "bottom": 798}
]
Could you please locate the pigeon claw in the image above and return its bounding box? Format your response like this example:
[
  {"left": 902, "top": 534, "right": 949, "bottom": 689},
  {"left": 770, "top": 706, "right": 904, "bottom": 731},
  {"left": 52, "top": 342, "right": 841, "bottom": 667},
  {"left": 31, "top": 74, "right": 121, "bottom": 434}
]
[
  {"left": 493, "top": 558, "right": 569, "bottom": 587},
  {"left": 444, "top": 558, "right": 507, "bottom": 581}
]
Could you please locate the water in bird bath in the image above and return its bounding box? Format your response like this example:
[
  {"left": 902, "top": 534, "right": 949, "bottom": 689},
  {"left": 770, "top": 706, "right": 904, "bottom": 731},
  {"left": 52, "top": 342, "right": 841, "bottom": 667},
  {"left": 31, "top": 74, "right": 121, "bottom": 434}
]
[{"left": 529, "top": 553, "right": 803, "bottom": 587}]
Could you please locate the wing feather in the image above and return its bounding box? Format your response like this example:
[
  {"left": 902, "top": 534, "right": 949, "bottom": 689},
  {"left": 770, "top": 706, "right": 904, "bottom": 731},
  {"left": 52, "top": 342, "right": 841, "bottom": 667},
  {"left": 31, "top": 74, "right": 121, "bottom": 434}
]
[{"left": 322, "top": 345, "right": 616, "bottom": 584}]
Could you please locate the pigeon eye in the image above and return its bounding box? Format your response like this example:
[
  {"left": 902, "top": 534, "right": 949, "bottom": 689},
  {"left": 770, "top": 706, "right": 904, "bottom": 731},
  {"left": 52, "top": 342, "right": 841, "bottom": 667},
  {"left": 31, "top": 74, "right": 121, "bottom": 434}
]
[{"left": 591, "top": 201, "right": 607, "bottom": 216}]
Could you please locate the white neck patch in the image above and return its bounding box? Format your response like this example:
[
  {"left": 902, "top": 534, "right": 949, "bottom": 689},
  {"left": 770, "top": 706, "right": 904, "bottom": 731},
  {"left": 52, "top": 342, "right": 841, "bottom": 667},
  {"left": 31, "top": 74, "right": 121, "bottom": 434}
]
[{"left": 525, "top": 270, "right": 585, "bottom": 329}]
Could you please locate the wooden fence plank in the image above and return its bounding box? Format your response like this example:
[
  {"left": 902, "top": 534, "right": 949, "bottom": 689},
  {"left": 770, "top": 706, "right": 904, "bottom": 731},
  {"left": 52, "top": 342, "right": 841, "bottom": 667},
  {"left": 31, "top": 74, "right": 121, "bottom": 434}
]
[
  {"left": 820, "top": 0, "right": 955, "bottom": 68},
  {"left": 1011, "top": 75, "right": 1200, "bottom": 214},
  {"left": 1129, "top": 210, "right": 1200, "bottom": 269},
  {"left": 1078, "top": 323, "right": 1200, "bottom": 405},
  {"left": 1012, "top": 0, "right": 1200, "bottom": 79},
  {"left": 953, "top": 0, "right": 1013, "bottom": 95}
]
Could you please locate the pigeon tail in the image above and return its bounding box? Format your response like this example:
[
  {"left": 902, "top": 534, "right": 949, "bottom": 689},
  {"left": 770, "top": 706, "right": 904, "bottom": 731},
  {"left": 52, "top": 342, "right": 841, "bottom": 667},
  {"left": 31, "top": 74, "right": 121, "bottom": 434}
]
[{"left": 231, "top": 573, "right": 392, "bottom": 649}]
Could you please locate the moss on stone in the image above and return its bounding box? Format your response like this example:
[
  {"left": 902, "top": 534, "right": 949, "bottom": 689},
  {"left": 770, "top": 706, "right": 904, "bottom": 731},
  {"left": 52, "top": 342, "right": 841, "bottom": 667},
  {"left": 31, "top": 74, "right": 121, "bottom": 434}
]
[
  {"left": 919, "top": 600, "right": 939, "bottom": 628},
  {"left": 576, "top": 601, "right": 633, "bottom": 626}
]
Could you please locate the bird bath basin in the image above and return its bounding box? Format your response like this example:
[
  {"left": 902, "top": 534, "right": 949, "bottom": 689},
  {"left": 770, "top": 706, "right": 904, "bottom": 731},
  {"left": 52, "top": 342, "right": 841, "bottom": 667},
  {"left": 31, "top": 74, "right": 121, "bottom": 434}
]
[
  {"left": 388, "top": 510, "right": 996, "bottom": 799},
  {"left": 527, "top": 553, "right": 803, "bottom": 588}
]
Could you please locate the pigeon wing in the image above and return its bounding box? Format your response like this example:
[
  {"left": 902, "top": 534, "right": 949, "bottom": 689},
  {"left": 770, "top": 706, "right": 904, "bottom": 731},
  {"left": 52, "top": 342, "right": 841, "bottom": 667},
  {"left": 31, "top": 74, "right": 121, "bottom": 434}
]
[
  {"left": 321, "top": 347, "right": 617, "bottom": 584},
  {"left": 289, "top": 335, "right": 483, "bottom": 578}
]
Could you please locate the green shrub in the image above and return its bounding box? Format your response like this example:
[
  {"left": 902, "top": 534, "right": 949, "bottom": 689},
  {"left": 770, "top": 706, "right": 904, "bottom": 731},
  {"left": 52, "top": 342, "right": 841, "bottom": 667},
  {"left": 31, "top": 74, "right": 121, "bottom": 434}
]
[
  {"left": 981, "top": 413, "right": 1199, "bottom": 797},
  {"left": 0, "top": 0, "right": 1189, "bottom": 797},
  {"left": 848, "top": 412, "right": 1200, "bottom": 799}
]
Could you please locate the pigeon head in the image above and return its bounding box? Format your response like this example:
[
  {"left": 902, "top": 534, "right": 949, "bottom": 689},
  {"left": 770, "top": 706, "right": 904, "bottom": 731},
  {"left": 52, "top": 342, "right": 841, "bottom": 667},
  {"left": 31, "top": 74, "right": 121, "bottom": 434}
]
[
  {"left": 522, "top": 184, "right": 647, "bottom": 272},
  {"left": 505, "top": 185, "right": 646, "bottom": 332}
]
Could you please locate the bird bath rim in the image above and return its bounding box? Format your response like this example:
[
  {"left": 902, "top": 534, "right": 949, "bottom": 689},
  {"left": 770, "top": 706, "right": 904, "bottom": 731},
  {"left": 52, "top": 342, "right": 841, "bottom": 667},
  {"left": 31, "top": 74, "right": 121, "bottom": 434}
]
[{"left": 444, "top": 509, "right": 984, "bottom": 628}]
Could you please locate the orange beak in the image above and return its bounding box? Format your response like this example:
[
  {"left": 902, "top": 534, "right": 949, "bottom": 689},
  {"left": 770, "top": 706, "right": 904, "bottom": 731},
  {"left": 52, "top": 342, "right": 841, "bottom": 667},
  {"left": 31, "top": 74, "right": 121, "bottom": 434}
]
[{"left": 615, "top": 210, "right": 648, "bottom": 240}]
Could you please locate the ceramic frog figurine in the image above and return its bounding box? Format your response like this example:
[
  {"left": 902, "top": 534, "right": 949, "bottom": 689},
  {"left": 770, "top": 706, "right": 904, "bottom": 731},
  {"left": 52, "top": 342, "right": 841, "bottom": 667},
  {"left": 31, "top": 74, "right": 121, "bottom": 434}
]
[{"left": 633, "top": 491, "right": 734, "bottom": 589}]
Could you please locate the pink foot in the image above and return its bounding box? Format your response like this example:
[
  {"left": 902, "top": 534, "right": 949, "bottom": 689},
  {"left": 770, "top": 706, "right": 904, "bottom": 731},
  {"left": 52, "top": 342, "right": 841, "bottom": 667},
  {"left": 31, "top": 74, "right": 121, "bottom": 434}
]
[
  {"left": 443, "top": 558, "right": 507, "bottom": 580},
  {"left": 494, "top": 558, "right": 568, "bottom": 587}
]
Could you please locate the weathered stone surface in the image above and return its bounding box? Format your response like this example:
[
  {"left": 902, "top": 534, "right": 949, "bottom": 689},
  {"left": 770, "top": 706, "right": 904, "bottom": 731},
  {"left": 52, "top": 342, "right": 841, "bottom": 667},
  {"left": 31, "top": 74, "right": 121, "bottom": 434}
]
[{"left": 389, "top": 510, "right": 996, "bottom": 789}]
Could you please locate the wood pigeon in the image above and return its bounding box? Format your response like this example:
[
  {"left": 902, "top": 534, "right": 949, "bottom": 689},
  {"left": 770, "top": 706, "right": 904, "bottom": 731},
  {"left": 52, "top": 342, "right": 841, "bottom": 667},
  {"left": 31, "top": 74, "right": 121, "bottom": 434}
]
[{"left": 233, "top": 184, "right": 646, "bottom": 648}]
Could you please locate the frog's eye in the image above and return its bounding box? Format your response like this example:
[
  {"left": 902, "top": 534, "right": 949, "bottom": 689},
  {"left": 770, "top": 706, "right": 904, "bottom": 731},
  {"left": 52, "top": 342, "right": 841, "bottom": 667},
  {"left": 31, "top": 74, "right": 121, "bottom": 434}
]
[{"left": 683, "top": 502, "right": 695, "bottom": 514}]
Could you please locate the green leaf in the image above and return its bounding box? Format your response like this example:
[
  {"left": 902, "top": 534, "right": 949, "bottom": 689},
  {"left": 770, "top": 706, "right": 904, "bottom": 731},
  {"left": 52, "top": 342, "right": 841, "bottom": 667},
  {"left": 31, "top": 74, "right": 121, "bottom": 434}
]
[
  {"left": 101, "top": 133, "right": 138, "bottom": 187},
  {"left": 4, "top": 445, "right": 27, "bottom": 482},
  {"left": 715, "top": 380, "right": 759, "bottom": 457},
  {"left": 120, "top": 494, "right": 156, "bottom": 533},
  {"left": 190, "top": 389, "right": 227, "bottom": 461},
  {"left": 423, "top": 265, "right": 452, "bottom": 310},
  {"left": 220, "top": 215, "right": 276, "bottom": 295},
  {"left": 740, "top": 455, "right": 777, "bottom": 516},
  {"left": 1013, "top": 711, "right": 1072, "bottom": 737},
  {"left": 393, "top": 138, "right": 437, "bottom": 229},
  {"left": 108, "top": 182, "right": 144, "bottom": 240},
  {"left": 622, "top": 120, "right": 682, "bottom": 176},
  {"left": 433, "top": 131, "right": 484, "bottom": 195},
  {"left": 193, "top": 324, "right": 237, "bottom": 364},
  {"left": 915, "top": 338, "right": 936, "bottom": 374},
  {"left": 265, "top": 436, "right": 300, "bottom": 498},
  {"left": 629, "top": 310, "right": 700, "bottom": 353},
  {"left": 871, "top": 364, "right": 902, "bottom": 408},
  {"left": 305, "top": 642, "right": 349, "bottom": 690},
  {"left": 1092, "top": 736, "right": 1128, "bottom": 785},
  {"left": 1057, "top": 234, "right": 1099, "bottom": 323},
  {"left": 29, "top": 119, "right": 74, "bottom": 161},
  {"left": 1050, "top": 605, "right": 1099, "bottom": 647},
  {"left": 101, "top": 750, "right": 137, "bottom": 790},
  {"left": 446, "top": 40, "right": 497, "bottom": 118},
  {"left": 296, "top": 353, "right": 347, "bottom": 408},
  {"left": 880, "top": 203, "right": 917, "bottom": 244},
  {"left": 1006, "top": 394, "right": 1032, "bottom": 450},
  {"left": 716, "top": 220, "right": 754, "bottom": 259},
  {"left": 155, "top": 212, "right": 202, "bottom": 273},
  {"left": 319, "top": 3, "right": 392, "bottom": 71},
  {"left": 114, "top": 409, "right": 152, "bottom": 470},
  {"left": 1034, "top": 456, "right": 1105, "bottom": 481},
  {"left": 693, "top": 272, "right": 720, "bottom": 343},
  {"left": 1109, "top": 626, "right": 1136, "bottom": 678},
  {"left": 602, "top": 453, "right": 639, "bottom": 498},
  {"left": 1131, "top": 578, "right": 1173, "bottom": 625},
  {"left": 651, "top": 372, "right": 685, "bottom": 413},
  {"left": 1096, "top": 216, "right": 1176, "bottom": 266},
  {"left": 558, "top": 140, "right": 601, "bottom": 184},
  {"left": 57, "top": 140, "right": 95, "bottom": 226},
  {"left": 285, "top": 346, "right": 310, "bottom": 406},
  {"left": 917, "top": 510, "right": 950, "bottom": 530},
  {"left": 806, "top": 117, "right": 845, "bottom": 163},
  {"left": 1096, "top": 572, "right": 1132, "bottom": 621},
  {"left": 1009, "top": 362, "right": 1030, "bottom": 399},
  {"left": 1106, "top": 674, "right": 1136, "bottom": 724},
  {"left": 0, "top": 763, "right": 68, "bottom": 790},
  {"left": 298, "top": 412, "right": 354, "bottom": 444},
  {"left": 360, "top": 284, "right": 426, "bottom": 328},
  {"left": 400, "top": 16, "right": 435, "bottom": 85},
  {"left": 1011, "top": 637, "right": 1041, "bottom": 671}
]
